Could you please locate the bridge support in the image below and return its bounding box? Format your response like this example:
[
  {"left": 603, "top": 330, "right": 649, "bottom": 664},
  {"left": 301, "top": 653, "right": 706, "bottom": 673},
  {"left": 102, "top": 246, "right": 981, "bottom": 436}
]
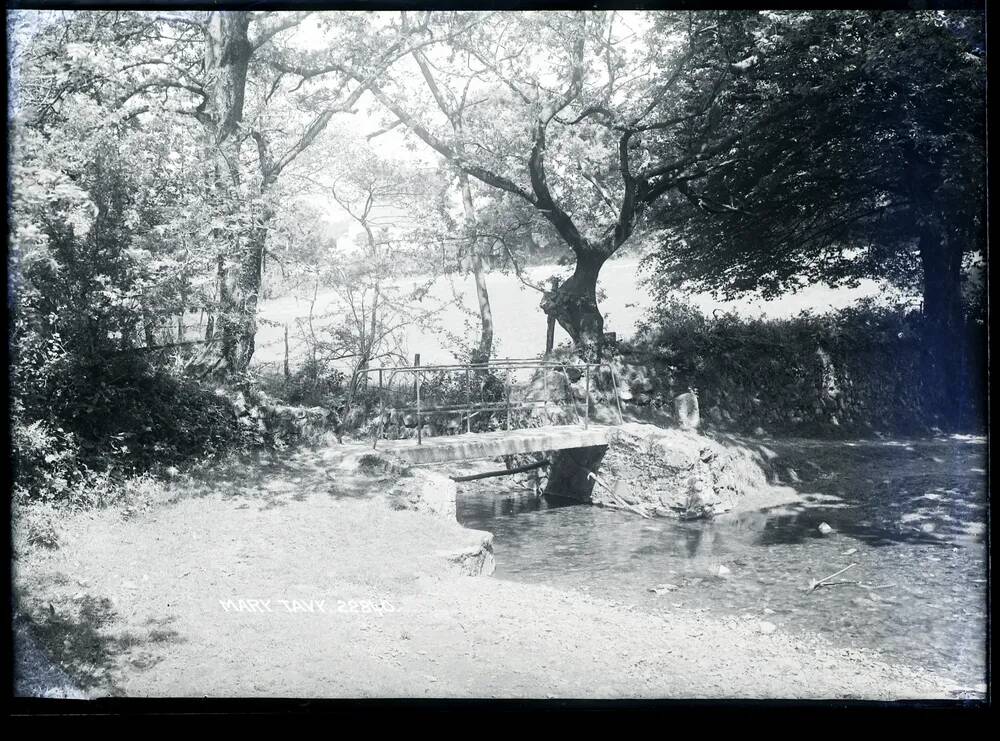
[{"left": 543, "top": 444, "right": 608, "bottom": 502}]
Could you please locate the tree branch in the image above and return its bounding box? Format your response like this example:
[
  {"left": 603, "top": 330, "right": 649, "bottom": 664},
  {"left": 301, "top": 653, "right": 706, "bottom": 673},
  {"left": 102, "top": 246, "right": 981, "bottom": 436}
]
[
  {"left": 155, "top": 13, "right": 207, "bottom": 35},
  {"left": 525, "top": 15, "right": 589, "bottom": 252},
  {"left": 250, "top": 11, "right": 311, "bottom": 51},
  {"left": 365, "top": 118, "right": 404, "bottom": 140},
  {"left": 364, "top": 79, "right": 536, "bottom": 204},
  {"left": 119, "top": 77, "right": 207, "bottom": 107}
]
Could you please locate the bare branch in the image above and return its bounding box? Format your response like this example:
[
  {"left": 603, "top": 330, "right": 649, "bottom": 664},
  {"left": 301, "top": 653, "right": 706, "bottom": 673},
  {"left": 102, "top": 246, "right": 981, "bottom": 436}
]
[
  {"left": 365, "top": 118, "right": 404, "bottom": 140},
  {"left": 412, "top": 48, "right": 455, "bottom": 118},
  {"left": 119, "top": 77, "right": 207, "bottom": 107},
  {"left": 364, "top": 79, "right": 536, "bottom": 204},
  {"left": 250, "top": 11, "right": 311, "bottom": 51},
  {"left": 155, "top": 13, "right": 207, "bottom": 35},
  {"left": 525, "top": 14, "right": 590, "bottom": 252}
]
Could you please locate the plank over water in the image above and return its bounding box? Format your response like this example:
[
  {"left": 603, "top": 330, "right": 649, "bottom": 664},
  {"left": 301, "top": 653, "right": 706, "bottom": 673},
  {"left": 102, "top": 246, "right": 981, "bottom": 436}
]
[{"left": 321, "top": 424, "right": 614, "bottom": 468}]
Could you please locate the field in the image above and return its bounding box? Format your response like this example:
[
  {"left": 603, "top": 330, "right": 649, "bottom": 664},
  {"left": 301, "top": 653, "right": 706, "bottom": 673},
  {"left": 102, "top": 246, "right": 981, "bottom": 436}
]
[{"left": 253, "top": 259, "right": 902, "bottom": 370}]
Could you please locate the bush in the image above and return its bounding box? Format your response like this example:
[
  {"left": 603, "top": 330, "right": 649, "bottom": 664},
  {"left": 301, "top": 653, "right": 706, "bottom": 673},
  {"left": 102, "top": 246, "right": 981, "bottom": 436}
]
[
  {"left": 11, "top": 349, "right": 249, "bottom": 504},
  {"left": 627, "top": 297, "right": 984, "bottom": 436},
  {"left": 12, "top": 414, "right": 92, "bottom": 505}
]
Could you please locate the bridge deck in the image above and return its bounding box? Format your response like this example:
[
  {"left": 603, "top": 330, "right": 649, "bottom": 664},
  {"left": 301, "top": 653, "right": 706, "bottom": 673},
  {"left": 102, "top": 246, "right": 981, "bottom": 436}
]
[{"left": 322, "top": 424, "right": 614, "bottom": 468}]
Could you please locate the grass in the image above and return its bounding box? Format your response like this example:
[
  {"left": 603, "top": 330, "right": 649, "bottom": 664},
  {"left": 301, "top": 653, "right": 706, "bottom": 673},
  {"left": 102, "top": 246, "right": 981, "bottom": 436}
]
[{"left": 254, "top": 258, "right": 896, "bottom": 368}]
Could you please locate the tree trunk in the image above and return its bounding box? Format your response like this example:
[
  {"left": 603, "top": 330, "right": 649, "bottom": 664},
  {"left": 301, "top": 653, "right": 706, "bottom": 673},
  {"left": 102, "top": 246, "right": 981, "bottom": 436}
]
[
  {"left": 229, "top": 226, "right": 268, "bottom": 371},
  {"left": 918, "top": 227, "right": 965, "bottom": 428},
  {"left": 346, "top": 287, "right": 379, "bottom": 415},
  {"left": 540, "top": 250, "right": 607, "bottom": 360},
  {"left": 458, "top": 172, "right": 494, "bottom": 363},
  {"left": 205, "top": 11, "right": 257, "bottom": 374},
  {"left": 217, "top": 254, "right": 238, "bottom": 371},
  {"left": 142, "top": 311, "right": 156, "bottom": 348},
  {"left": 471, "top": 258, "right": 494, "bottom": 363},
  {"left": 283, "top": 323, "right": 290, "bottom": 379}
]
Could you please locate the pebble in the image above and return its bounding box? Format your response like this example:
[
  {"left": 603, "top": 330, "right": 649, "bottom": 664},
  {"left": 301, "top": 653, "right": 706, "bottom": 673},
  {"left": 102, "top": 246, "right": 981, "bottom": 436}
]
[
  {"left": 818, "top": 522, "right": 835, "bottom": 535},
  {"left": 717, "top": 565, "right": 732, "bottom": 577},
  {"left": 758, "top": 621, "right": 778, "bottom": 634},
  {"left": 649, "top": 584, "right": 679, "bottom": 595}
]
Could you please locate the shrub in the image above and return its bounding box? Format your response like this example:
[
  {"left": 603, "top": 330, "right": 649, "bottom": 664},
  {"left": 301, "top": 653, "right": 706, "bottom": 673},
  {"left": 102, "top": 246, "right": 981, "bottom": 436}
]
[{"left": 627, "top": 297, "right": 984, "bottom": 436}]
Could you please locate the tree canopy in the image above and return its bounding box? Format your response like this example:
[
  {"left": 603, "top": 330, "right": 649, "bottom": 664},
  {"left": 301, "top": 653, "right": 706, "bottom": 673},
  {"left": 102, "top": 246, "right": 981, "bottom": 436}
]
[
  {"left": 645, "top": 11, "right": 985, "bottom": 305},
  {"left": 8, "top": 8, "right": 985, "bottom": 375}
]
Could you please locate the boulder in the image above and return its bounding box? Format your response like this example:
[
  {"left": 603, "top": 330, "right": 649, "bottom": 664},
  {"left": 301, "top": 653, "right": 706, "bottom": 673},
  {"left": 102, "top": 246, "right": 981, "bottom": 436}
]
[
  {"left": 596, "top": 423, "right": 801, "bottom": 518},
  {"left": 437, "top": 530, "right": 496, "bottom": 576},
  {"left": 674, "top": 391, "right": 700, "bottom": 430}
]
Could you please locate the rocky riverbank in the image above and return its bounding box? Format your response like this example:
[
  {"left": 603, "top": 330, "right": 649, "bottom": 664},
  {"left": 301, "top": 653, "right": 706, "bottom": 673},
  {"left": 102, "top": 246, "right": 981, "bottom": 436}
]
[
  {"left": 595, "top": 423, "right": 802, "bottom": 518},
  {"left": 443, "top": 422, "right": 801, "bottom": 521}
]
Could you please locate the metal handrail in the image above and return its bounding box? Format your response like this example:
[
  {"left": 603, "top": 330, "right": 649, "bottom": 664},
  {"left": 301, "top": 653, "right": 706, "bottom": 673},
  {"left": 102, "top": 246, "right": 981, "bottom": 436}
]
[{"left": 356, "top": 357, "right": 624, "bottom": 448}]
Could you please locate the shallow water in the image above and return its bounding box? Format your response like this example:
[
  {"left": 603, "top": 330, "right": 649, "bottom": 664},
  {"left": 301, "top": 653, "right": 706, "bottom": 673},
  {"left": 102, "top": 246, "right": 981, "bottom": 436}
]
[{"left": 456, "top": 436, "right": 988, "bottom": 690}]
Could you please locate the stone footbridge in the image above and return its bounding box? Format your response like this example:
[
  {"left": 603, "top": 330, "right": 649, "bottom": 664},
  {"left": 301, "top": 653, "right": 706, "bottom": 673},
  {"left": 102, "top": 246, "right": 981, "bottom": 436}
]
[{"left": 324, "top": 358, "right": 625, "bottom": 500}]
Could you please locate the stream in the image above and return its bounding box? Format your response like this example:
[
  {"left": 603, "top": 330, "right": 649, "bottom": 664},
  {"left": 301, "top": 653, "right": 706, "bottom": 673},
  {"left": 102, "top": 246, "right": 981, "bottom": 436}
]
[{"left": 455, "top": 435, "right": 988, "bottom": 691}]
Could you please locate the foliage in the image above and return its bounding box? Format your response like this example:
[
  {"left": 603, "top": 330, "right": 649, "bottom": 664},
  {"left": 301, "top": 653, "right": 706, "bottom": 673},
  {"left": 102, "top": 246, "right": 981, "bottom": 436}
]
[
  {"left": 6, "top": 9, "right": 987, "bottom": 507},
  {"left": 645, "top": 10, "right": 985, "bottom": 303},
  {"left": 8, "top": 100, "right": 246, "bottom": 503},
  {"left": 629, "top": 297, "right": 984, "bottom": 435}
]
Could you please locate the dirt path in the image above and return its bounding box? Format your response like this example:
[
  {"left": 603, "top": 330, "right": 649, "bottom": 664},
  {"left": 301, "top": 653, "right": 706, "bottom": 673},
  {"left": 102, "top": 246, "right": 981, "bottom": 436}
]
[{"left": 12, "top": 449, "right": 959, "bottom": 699}]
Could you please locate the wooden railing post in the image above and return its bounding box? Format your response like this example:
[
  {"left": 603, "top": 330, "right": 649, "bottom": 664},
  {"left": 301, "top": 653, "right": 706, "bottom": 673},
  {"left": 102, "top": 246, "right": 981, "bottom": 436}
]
[
  {"left": 505, "top": 366, "right": 512, "bottom": 431},
  {"left": 584, "top": 364, "right": 591, "bottom": 429},
  {"left": 608, "top": 362, "right": 625, "bottom": 425},
  {"left": 465, "top": 366, "right": 472, "bottom": 433},
  {"left": 415, "top": 353, "right": 422, "bottom": 445}
]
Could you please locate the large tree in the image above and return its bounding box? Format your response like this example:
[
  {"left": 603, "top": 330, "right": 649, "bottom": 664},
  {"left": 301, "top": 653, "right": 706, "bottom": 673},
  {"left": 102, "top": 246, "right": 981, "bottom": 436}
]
[
  {"left": 317, "top": 10, "right": 870, "bottom": 359},
  {"left": 644, "top": 10, "right": 985, "bottom": 423},
  {"left": 27, "top": 10, "right": 449, "bottom": 373}
]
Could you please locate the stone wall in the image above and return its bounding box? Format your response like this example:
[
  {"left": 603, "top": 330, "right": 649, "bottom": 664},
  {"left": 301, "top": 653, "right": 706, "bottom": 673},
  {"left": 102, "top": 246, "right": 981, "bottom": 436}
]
[{"left": 533, "top": 422, "right": 800, "bottom": 519}]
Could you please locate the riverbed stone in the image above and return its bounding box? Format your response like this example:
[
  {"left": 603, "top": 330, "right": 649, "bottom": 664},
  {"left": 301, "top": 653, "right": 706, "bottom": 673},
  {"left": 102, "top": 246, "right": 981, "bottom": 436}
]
[{"left": 437, "top": 530, "right": 496, "bottom": 576}]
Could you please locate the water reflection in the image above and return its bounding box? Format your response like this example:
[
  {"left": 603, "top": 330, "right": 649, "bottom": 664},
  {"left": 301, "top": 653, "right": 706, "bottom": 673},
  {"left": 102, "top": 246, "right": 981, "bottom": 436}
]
[{"left": 456, "top": 490, "right": 579, "bottom": 521}]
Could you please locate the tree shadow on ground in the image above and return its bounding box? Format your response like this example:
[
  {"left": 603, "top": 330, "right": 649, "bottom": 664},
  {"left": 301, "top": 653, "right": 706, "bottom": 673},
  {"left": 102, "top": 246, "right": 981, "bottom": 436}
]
[{"left": 15, "top": 594, "right": 184, "bottom": 697}]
